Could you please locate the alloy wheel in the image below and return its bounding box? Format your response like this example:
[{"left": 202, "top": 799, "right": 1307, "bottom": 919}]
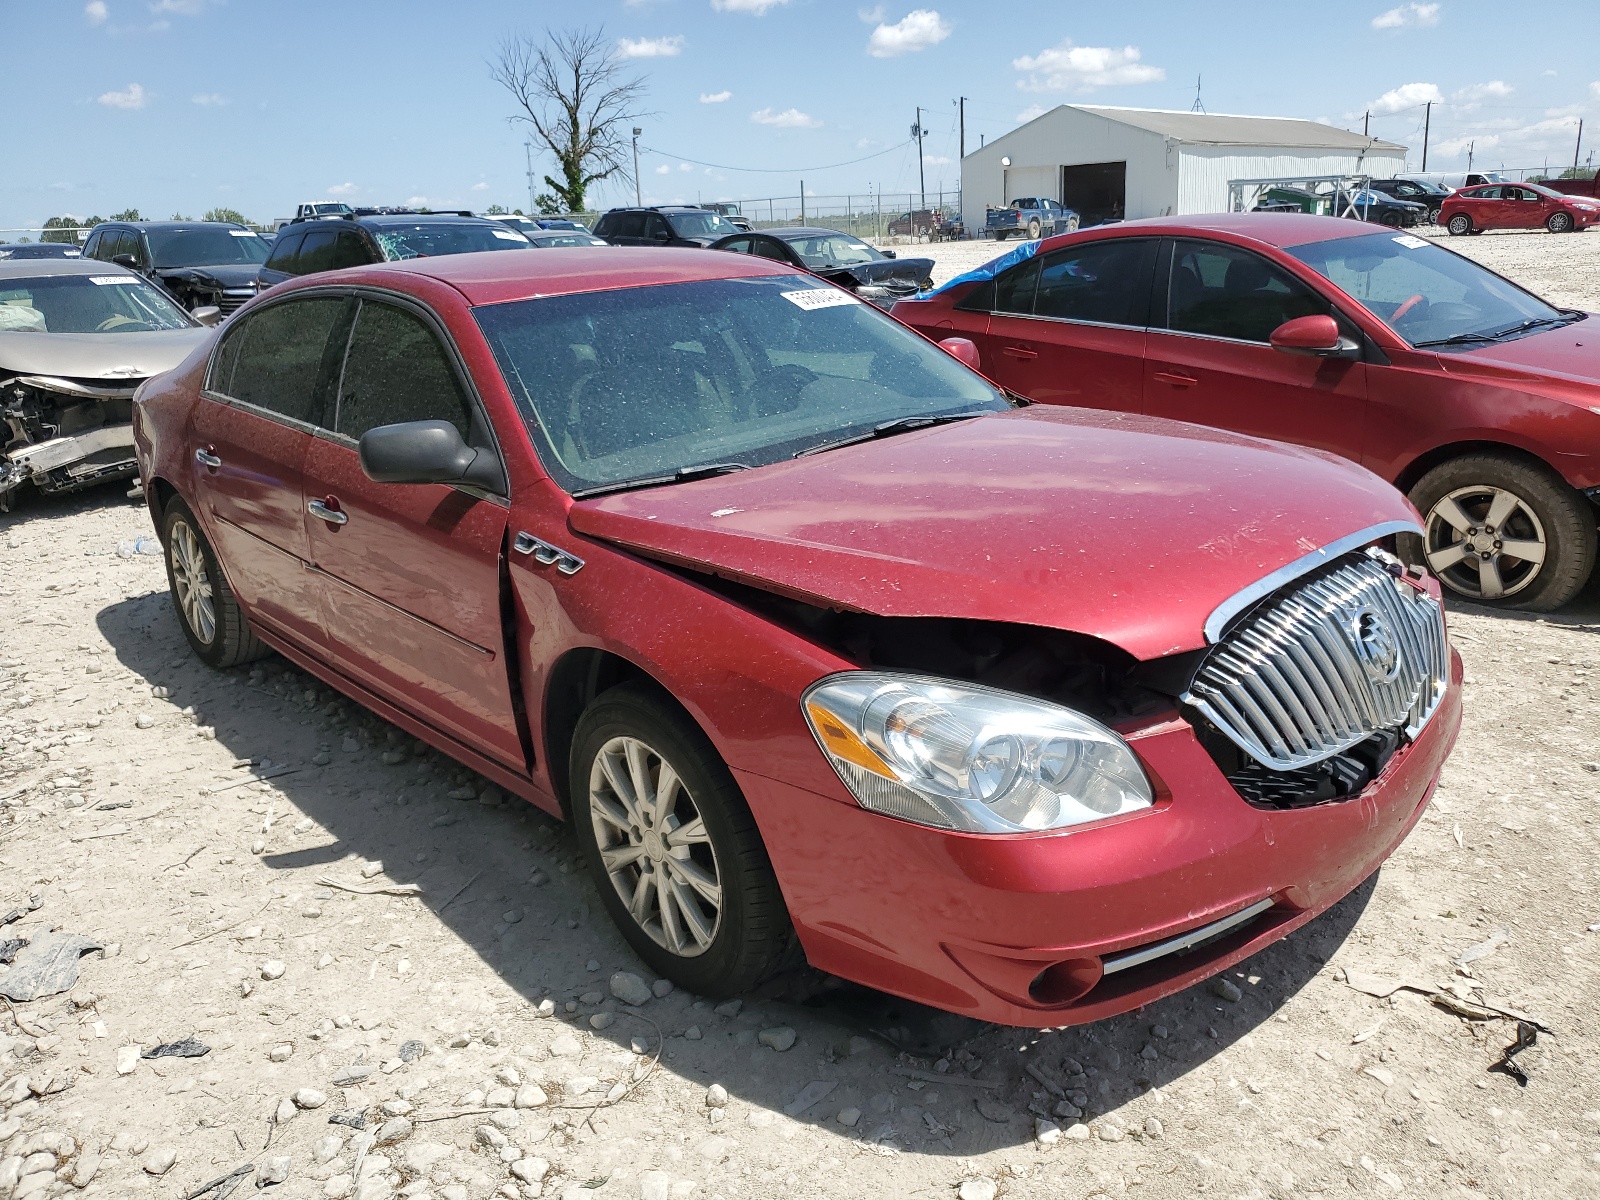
[
  {"left": 168, "top": 518, "right": 216, "bottom": 644},
  {"left": 1424, "top": 484, "right": 1548, "bottom": 601},
  {"left": 588, "top": 735, "right": 722, "bottom": 958}
]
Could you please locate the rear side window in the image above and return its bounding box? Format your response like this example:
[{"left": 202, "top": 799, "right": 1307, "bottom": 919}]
[
  {"left": 227, "top": 297, "right": 348, "bottom": 425},
  {"left": 264, "top": 230, "right": 305, "bottom": 272},
  {"left": 208, "top": 320, "right": 248, "bottom": 395},
  {"left": 1165, "top": 240, "right": 1329, "bottom": 344},
  {"left": 335, "top": 301, "right": 473, "bottom": 442},
  {"left": 296, "top": 228, "right": 340, "bottom": 275},
  {"left": 607, "top": 212, "right": 645, "bottom": 239},
  {"left": 1033, "top": 239, "right": 1157, "bottom": 326}
]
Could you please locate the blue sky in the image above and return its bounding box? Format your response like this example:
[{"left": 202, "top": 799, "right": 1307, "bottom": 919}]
[{"left": 4, "top": 0, "right": 1596, "bottom": 230}]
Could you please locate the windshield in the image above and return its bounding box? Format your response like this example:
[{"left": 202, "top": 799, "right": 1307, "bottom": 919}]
[
  {"left": 784, "top": 233, "right": 883, "bottom": 269},
  {"left": 149, "top": 227, "right": 270, "bottom": 268},
  {"left": 474, "top": 274, "right": 1006, "bottom": 495},
  {"left": 1288, "top": 232, "right": 1570, "bottom": 348},
  {"left": 664, "top": 211, "right": 735, "bottom": 238},
  {"left": 374, "top": 223, "right": 530, "bottom": 260},
  {"left": 0, "top": 273, "right": 193, "bottom": 333}
]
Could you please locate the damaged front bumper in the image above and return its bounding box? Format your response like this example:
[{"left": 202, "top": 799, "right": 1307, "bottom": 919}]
[{"left": 1, "top": 373, "right": 141, "bottom": 507}]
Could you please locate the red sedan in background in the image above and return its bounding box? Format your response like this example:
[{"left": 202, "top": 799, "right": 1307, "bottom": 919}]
[
  {"left": 893, "top": 213, "right": 1600, "bottom": 610},
  {"left": 1441, "top": 182, "right": 1600, "bottom": 236},
  {"left": 132, "top": 247, "right": 1458, "bottom": 1027}
]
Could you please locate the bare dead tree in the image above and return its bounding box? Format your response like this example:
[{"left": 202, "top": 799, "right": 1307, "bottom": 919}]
[{"left": 490, "top": 28, "right": 647, "bottom": 213}]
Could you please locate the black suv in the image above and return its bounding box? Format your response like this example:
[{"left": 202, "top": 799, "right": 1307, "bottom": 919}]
[
  {"left": 82, "top": 220, "right": 271, "bottom": 315},
  {"left": 258, "top": 212, "right": 531, "bottom": 288},
  {"left": 592, "top": 206, "right": 740, "bottom": 247},
  {"left": 1366, "top": 179, "right": 1451, "bottom": 225}
]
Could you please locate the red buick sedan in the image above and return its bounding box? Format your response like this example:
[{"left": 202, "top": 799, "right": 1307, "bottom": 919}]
[
  {"left": 132, "top": 248, "right": 1460, "bottom": 1027},
  {"left": 893, "top": 213, "right": 1600, "bottom": 611},
  {"left": 1440, "top": 182, "right": 1600, "bottom": 236}
]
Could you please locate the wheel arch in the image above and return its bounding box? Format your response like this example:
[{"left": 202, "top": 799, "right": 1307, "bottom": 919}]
[
  {"left": 1393, "top": 440, "right": 1567, "bottom": 498},
  {"left": 144, "top": 474, "right": 179, "bottom": 531}
]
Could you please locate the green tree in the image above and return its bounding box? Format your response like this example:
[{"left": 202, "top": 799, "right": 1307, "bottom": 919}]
[
  {"left": 41, "top": 215, "right": 100, "bottom": 244},
  {"left": 534, "top": 193, "right": 562, "bottom": 215},
  {"left": 490, "top": 27, "right": 646, "bottom": 213},
  {"left": 203, "top": 206, "right": 251, "bottom": 224},
  {"left": 109, "top": 208, "right": 142, "bottom": 221},
  {"left": 485, "top": 204, "right": 508, "bottom": 215},
  {"left": 1558, "top": 166, "right": 1597, "bottom": 180},
  {"left": 170, "top": 212, "right": 194, "bottom": 221}
]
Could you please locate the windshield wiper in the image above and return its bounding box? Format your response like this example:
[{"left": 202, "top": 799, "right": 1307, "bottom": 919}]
[
  {"left": 1414, "top": 311, "right": 1582, "bottom": 349},
  {"left": 570, "top": 462, "right": 750, "bottom": 500},
  {"left": 794, "top": 410, "right": 990, "bottom": 458}
]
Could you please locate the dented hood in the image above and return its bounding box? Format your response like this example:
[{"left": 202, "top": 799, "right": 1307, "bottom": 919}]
[
  {"left": 0, "top": 328, "right": 210, "bottom": 382},
  {"left": 567, "top": 407, "right": 1419, "bottom": 661}
]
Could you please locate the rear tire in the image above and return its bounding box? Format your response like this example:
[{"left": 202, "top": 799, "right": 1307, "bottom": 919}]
[
  {"left": 1027, "top": 219, "right": 1042, "bottom": 240},
  {"left": 161, "top": 497, "right": 268, "bottom": 668},
  {"left": 1446, "top": 214, "right": 1473, "bottom": 236},
  {"left": 569, "top": 682, "right": 792, "bottom": 997},
  {"left": 1547, "top": 211, "right": 1574, "bottom": 234},
  {"left": 1405, "top": 454, "right": 1595, "bottom": 611}
]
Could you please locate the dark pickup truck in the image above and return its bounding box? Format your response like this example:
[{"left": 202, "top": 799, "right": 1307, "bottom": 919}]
[{"left": 986, "top": 198, "right": 1078, "bottom": 241}]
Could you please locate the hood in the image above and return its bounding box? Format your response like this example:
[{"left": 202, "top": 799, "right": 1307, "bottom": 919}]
[
  {"left": 828, "top": 257, "right": 935, "bottom": 287},
  {"left": 0, "top": 328, "right": 210, "bottom": 381},
  {"left": 1441, "top": 318, "right": 1600, "bottom": 390},
  {"left": 567, "top": 406, "right": 1417, "bottom": 661},
  {"left": 154, "top": 263, "right": 261, "bottom": 288}
]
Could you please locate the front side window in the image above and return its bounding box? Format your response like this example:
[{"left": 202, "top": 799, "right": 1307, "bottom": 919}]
[
  {"left": 0, "top": 273, "right": 193, "bottom": 334},
  {"left": 335, "top": 301, "right": 473, "bottom": 442},
  {"left": 329, "top": 230, "right": 374, "bottom": 270},
  {"left": 226, "top": 297, "right": 348, "bottom": 424},
  {"left": 474, "top": 274, "right": 1006, "bottom": 495},
  {"left": 147, "top": 227, "right": 270, "bottom": 268},
  {"left": 1165, "top": 240, "right": 1328, "bottom": 343},
  {"left": 1033, "top": 238, "right": 1157, "bottom": 326},
  {"left": 372, "top": 223, "right": 529, "bottom": 261},
  {"left": 1288, "top": 231, "right": 1573, "bottom": 348},
  {"left": 296, "top": 229, "right": 340, "bottom": 275},
  {"left": 993, "top": 258, "right": 1041, "bottom": 315}
]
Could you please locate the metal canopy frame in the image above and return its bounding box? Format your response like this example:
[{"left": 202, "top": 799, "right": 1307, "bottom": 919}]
[{"left": 1226, "top": 173, "right": 1381, "bottom": 219}]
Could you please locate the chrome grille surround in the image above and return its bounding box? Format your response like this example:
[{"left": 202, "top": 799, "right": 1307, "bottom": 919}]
[{"left": 1182, "top": 551, "right": 1449, "bottom": 772}]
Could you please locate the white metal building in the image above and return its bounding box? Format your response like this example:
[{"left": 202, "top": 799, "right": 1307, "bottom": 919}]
[{"left": 961, "top": 106, "right": 1408, "bottom": 230}]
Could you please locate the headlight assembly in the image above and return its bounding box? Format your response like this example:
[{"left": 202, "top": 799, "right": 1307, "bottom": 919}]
[{"left": 802, "top": 673, "right": 1154, "bottom": 834}]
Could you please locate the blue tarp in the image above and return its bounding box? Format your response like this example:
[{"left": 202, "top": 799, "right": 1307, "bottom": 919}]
[{"left": 919, "top": 239, "right": 1040, "bottom": 300}]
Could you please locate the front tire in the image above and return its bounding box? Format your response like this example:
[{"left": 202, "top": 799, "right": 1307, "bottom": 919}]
[
  {"left": 570, "top": 683, "right": 791, "bottom": 997},
  {"left": 1547, "top": 211, "right": 1574, "bottom": 234},
  {"left": 1407, "top": 455, "right": 1596, "bottom": 611},
  {"left": 1446, "top": 214, "right": 1473, "bottom": 236},
  {"left": 161, "top": 498, "right": 268, "bottom": 667}
]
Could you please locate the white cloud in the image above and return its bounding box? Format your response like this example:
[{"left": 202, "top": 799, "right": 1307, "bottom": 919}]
[
  {"left": 1367, "top": 81, "right": 1442, "bottom": 114},
  {"left": 866, "top": 9, "right": 950, "bottom": 57},
  {"left": 406, "top": 196, "right": 429, "bottom": 207},
  {"left": 751, "top": 107, "right": 820, "bottom": 128},
  {"left": 98, "top": 82, "right": 146, "bottom": 109},
  {"left": 190, "top": 92, "right": 226, "bottom": 106},
  {"left": 1452, "top": 80, "right": 1512, "bottom": 103},
  {"left": 327, "top": 182, "right": 359, "bottom": 196},
  {"left": 1371, "top": 2, "right": 1440, "bottom": 29},
  {"left": 1012, "top": 41, "right": 1163, "bottom": 93},
  {"left": 1016, "top": 103, "right": 1049, "bottom": 123},
  {"left": 150, "top": 0, "right": 208, "bottom": 13},
  {"left": 922, "top": 154, "right": 951, "bottom": 165},
  {"left": 711, "top": 0, "right": 787, "bottom": 13},
  {"left": 1436, "top": 133, "right": 1497, "bottom": 156},
  {"left": 679, "top": 162, "right": 694, "bottom": 172},
  {"left": 699, "top": 90, "right": 732, "bottom": 103},
  {"left": 618, "top": 35, "right": 684, "bottom": 58},
  {"left": 1591, "top": 80, "right": 1600, "bottom": 100},
  {"left": 655, "top": 164, "right": 672, "bottom": 175},
  {"left": 85, "top": 1, "right": 107, "bottom": 24},
  {"left": 471, "top": 182, "right": 490, "bottom": 191}
]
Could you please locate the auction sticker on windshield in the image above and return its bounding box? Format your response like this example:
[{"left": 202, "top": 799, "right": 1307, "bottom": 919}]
[
  {"left": 1393, "top": 235, "right": 1429, "bottom": 249},
  {"left": 491, "top": 230, "right": 528, "bottom": 241},
  {"left": 89, "top": 276, "right": 140, "bottom": 285},
  {"left": 780, "top": 288, "right": 859, "bottom": 311}
]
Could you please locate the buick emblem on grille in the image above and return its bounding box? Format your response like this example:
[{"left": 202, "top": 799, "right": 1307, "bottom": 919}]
[{"left": 1350, "top": 606, "right": 1401, "bottom": 683}]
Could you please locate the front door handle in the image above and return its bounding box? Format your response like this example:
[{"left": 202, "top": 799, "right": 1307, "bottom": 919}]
[
  {"left": 307, "top": 499, "right": 348, "bottom": 526},
  {"left": 1153, "top": 371, "right": 1199, "bottom": 388},
  {"left": 194, "top": 448, "right": 221, "bottom": 469},
  {"left": 1001, "top": 345, "right": 1038, "bottom": 361}
]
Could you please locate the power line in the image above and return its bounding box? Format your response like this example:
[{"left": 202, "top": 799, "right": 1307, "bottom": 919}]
[{"left": 638, "top": 140, "right": 913, "bottom": 175}]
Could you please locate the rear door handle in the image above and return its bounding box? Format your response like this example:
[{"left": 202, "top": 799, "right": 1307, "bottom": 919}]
[
  {"left": 307, "top": 499, "right": 348, "bottom": 526},
  {"left": 1153, "top": 371, "right": 1199, "bottom": 388},
  {"left": 1001, "top": 345, "right": 1038, "bottom": 361},
  {"left": 194, "top": 448, "right": 221, "bottom": 468}
]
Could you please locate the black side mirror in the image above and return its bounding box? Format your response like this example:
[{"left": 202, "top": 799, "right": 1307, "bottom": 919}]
[
  {"left": 111, "top": 253, "right": 139, "bottom": 270},
  {"left": 881, "top": 249, "right": 897, "bottom": 258},
  {"left": 358, "top": 420, "right": 505, "bottom": 493}
]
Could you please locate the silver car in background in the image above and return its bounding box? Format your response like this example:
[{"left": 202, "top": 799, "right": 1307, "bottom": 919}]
[{"left": 0, "top": 260, "right": 209, "bottom": 511}]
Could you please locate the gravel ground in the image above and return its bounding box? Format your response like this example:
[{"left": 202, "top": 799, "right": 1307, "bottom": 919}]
[{"left": 1, "top": 228, "right": 1598, "bottom": 1200}]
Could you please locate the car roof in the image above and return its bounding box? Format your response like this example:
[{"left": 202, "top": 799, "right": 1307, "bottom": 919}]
[
  {"left": 1097, "top": 212, "right": 1392, "bottom": 249},
  {"left": 315, "top": 246, "right": 801, "bottom": 306},
  {"left": 101, "top": 220, "right": 250, "bottom": 231},
  {"left": 355, "top": 213, "right": 501, "bottom": 227},
  {"left": 765, "top": 227, "right": 859, "bottom": 240},
  {"left": 0, "top": 259, "right": 139, "bottom": 280}
]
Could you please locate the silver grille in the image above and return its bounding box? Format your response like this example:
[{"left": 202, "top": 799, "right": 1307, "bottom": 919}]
[{"left": 1183, "top": 553, "right": 1449, "bottom": 771}]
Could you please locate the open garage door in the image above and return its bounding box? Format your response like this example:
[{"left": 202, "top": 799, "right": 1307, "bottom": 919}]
[
  {"left": 1062, "top": 162, "right": 1126, "bottom": 226},
  {"left": 1003, "top": 166, "right": 1058, "bottom": 203}
]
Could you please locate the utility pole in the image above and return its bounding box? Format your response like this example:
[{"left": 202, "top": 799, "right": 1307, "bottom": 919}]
[
  {"left": 912, "top": 107, "right": 926, "bottom": 236},
  {"left": 958, "top": 96, "right": 966, "bottom": 161},
  {"left": 632, "top": 127, "right": 643, "bottom": 206},
  {"left": 1363, "top": 111, "right": 1370, "bottom": 136},
  {"left": 1467, "top": 141, "right": 1475, "bottom": 172},
  {"left": 1190, "top": 75, "right": 1204, "bottom": 114},
  {"left": 800, "top": 180, "right": 805, "bottom": 224},
  {"left": 1421, "top": 102, "right": 1431, "bottom": 171},
  {"left": 1576, "top": 118, "right": 1586, "bottom": 175},
  {"left": 525, "top": 141, "right": 536, "bottom": 215}
]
